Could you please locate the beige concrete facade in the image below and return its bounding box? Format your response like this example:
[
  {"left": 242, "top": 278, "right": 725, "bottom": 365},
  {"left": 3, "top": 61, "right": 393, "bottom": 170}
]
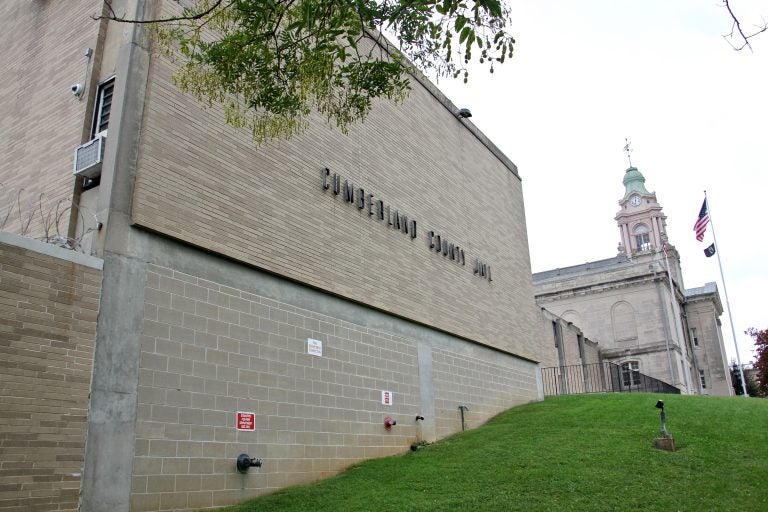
[
  {"left": 535, "top": 253, "right": 690, "bottom": 388},
  {"left": 685, "top": 284, "right": 731, "bottom": 396},
  {"left": 536, "top": 307, "right": 599, "bottom": 370},
  {"left": 0, "top": 233, "right": 102, "bottom": 512},
  {"left": 1, "top": 2, "right": 545, "bottom": 510}
]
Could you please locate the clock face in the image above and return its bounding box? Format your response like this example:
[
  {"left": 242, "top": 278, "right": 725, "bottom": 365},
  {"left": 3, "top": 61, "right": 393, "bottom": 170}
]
[{"left": 630, "top": 196, "right": 641, "bottom": 206}]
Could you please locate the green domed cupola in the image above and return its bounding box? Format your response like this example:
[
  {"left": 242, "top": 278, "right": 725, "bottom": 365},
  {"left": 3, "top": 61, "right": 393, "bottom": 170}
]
[{"left": 623, "top": 166, "right": 650, "bottom": 196}]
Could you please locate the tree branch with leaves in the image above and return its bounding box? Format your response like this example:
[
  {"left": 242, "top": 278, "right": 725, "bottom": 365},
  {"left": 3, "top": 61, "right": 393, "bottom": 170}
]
[{"left": 98, "top": 0, "right": 515, "bottom": 144}]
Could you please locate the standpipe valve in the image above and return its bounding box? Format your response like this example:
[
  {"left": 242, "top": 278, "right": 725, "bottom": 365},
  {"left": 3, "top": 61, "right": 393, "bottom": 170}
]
[{"left": 236, "top": 454, "right": 262, "bottom": 473}]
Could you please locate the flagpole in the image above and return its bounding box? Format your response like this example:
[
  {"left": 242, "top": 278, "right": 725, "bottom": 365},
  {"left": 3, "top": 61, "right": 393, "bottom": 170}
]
[{"left": 705, "top": 190, "right": 748, "bottom": 397}]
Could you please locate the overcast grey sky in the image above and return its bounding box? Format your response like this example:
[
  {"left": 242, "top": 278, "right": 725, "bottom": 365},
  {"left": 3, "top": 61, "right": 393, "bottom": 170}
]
[{"left": 438, "top": 0, "right": 767, "bottom": 366}]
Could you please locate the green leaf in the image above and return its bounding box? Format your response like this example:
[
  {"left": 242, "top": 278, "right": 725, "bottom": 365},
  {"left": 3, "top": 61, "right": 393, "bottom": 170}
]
[
  {"left": 466, "top": 31, "right": 475, "bottom": 48},
  {"left": 459, "top": 26, "right": 471, "bottom": 44},
  {"left": 455, "top": 15, "right": 466, "bottom": 32}
]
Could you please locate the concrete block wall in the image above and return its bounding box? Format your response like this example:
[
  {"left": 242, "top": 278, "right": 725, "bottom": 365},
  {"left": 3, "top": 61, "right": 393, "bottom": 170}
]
[
  {"left": 0, "top": 233, "right": 102, "bottom": 512},
  {"left": 431, "top": 347, "right": 538, "bottom": 439},
  {"left": 130, "top": 259, "right": 539, "bottom": 511}
]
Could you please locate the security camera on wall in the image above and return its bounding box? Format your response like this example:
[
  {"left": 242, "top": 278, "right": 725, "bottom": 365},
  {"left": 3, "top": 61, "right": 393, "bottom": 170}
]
[{"left": 70, "top": 83, "right": 84, "bottom": 97}]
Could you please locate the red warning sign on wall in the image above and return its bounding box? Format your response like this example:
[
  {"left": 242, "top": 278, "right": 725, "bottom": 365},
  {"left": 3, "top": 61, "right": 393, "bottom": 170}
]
[{"left": 236, "top": 411, "right": 255, "bottom": 431}]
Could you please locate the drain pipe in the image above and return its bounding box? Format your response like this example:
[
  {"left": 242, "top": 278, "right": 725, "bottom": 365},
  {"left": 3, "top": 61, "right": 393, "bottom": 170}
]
[{"left": 458, "top": 405, "right": 469, "bottom": 431}]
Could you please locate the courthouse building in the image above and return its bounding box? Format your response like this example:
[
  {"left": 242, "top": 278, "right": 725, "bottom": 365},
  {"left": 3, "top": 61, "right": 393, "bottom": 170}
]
[
  {"left": 533, "top": 165, "right": 732, "bottom": 396},
  {"left": 0, "top": 1, "right": 546, "bottom": 511}
]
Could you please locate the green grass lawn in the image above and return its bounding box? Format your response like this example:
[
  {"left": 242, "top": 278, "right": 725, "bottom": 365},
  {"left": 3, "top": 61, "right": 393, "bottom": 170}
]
[{"left": 216, "top": 394, "right": 768, "bottom": 511}]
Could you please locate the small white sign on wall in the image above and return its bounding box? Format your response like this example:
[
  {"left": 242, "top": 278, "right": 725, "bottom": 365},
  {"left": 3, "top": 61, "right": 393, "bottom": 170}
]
[
  {"left": 381, "top": 390, "right": 393, "bottom": 406},
  {"left": 307, "top": 338, "right": 323, "bottom": 357}
]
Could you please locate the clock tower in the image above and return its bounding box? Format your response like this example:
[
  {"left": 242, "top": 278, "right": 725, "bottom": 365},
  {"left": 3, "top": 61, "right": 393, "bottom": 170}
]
[{"left": 615, "top": 166, "right": 671, "bottom": 258}]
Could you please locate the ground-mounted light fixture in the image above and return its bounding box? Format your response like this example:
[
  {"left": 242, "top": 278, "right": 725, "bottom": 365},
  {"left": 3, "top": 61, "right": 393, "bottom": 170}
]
[
  {"left": 653, "top": 400, "right": 676, "bottom": 452},
  {"left": 656, "top": 400, "right": 668, "bottom": 436}
]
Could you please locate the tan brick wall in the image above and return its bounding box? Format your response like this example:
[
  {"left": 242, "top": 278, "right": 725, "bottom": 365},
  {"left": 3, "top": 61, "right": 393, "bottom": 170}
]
[
  {"left": 0, "top": 234, "right": 102, "bottom": 512},
  {"left": 132, "top": 263, "right": 538, "bottom": 511},
  {"left": 130, "top": 51, "right": 543, "bottom": 363},
  {"left": 0, "top": 0, "right": 103, "bottom": 239}
]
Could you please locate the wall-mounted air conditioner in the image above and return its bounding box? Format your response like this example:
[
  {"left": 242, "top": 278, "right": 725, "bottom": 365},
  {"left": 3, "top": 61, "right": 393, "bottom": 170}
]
[{"left": 73, "top": 134, "right": 106, "bottom": 178}]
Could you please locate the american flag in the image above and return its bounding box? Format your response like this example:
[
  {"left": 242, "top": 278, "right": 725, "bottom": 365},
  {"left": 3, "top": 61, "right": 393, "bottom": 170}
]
[{"left": 693, "top": 198, "right": 709, "bottom": 242}]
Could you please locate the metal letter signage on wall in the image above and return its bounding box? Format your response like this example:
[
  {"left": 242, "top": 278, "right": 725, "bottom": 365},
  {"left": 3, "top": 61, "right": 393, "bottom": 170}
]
[
  {"left": 321, "top": 166, "right": 493, "bottom": 283},
  {"left": 236, "top": 411, "right": 256, "bottom": 431}
]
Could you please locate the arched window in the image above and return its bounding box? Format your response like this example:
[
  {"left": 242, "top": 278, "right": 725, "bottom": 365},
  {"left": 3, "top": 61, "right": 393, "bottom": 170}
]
[
  {"left": 633, "top": 224, "right": 651, "bottom": 252},
  {"left": 621, "top": 361, "right": 641, "bottom": 386}
]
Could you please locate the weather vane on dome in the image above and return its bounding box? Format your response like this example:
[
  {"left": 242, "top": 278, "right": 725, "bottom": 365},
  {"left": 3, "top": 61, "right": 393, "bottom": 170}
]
[{"left": 623, "top": 138, "right": 633, "bottom": 167}]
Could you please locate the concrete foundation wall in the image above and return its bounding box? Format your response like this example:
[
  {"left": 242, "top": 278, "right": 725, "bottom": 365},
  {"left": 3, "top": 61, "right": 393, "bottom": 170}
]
[
  {"left": 0, "top": 233, "right": 102, "bottom": 512},
  {"left": 128, "top": 237, "right": 540, "bottom": 511}
]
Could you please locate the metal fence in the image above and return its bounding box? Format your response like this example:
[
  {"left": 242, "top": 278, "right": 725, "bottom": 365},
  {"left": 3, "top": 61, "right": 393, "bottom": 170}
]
[{"left": 541, "top": 362, "right": 681, "bottom": 397}]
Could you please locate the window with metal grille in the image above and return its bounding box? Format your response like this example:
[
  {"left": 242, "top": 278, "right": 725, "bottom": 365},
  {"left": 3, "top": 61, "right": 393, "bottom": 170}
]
[{"left": 91, "top": 77, "right": 115, "bottom": 138}]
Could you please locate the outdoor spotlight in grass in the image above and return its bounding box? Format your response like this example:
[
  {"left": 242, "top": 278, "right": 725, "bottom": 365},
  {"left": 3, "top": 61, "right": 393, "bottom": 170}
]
[
  {"left": 653, "top": 400, "right": 676, "bottom": 452},
  {"left": 656, "top": 400, "right": 668, "bottom": 436}
]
